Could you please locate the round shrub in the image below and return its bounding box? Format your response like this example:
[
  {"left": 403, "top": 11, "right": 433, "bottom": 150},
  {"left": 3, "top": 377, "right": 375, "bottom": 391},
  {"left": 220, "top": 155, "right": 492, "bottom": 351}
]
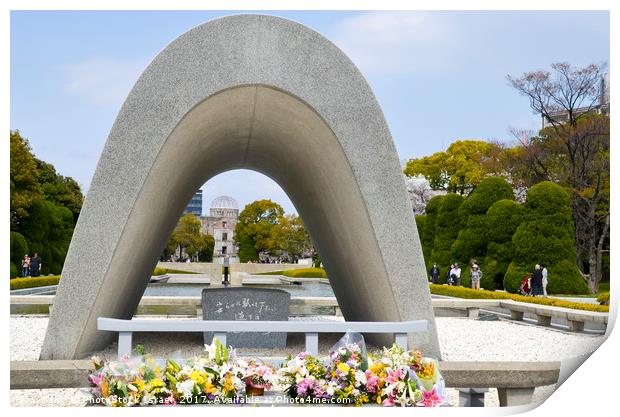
[
  {"left": 10, "top": 262, "right": 18, "bottom": 279},
  {"left": 458, "top": 177, "right": 514, "bottom": 219},
  {"left": 545, "top": 259, "right": 589, "bottom": 295},
  {"left": 451, "top": 177, "right": 514, "bottom": 265},
  {"left": 10, "top": 231, "right": 29, "bottom": 269},
  {"left": 505, "top": 182, "right": 588, "bottom": 295},
  {"left": 480, "top": 259, "right": 497, "bottom": 291},
  {"left": 597, "top": 292, "right": 610, "bottom": 305},
  {"left": 503, "top": 262, "right": 531, "bottom": 294},
  {"left": 430, "top": 194, "right": 464, "bottom": 267},
  {"left": 421, "top": 195, "right": 444, "bottom": 266},
  {"left": 483, "top": 200, "right": 524, "bottom": 290}
]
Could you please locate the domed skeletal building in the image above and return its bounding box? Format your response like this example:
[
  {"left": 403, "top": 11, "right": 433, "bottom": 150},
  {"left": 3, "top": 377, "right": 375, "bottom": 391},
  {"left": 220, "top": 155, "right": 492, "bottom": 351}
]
[{"left": 200, "top": 196, "right": 240, "bottom": 263}]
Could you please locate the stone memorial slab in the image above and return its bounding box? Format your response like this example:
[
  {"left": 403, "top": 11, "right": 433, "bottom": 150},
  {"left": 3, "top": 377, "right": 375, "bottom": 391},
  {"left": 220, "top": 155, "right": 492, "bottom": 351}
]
[{"left": 201, "top": 287, "right": 290, "bottom": 348}]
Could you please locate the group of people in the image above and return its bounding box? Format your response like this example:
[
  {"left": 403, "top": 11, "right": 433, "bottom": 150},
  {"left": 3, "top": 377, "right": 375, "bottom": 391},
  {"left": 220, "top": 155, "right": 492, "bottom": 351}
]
[
  {"left": 428, "top": 261, "right": 483, "bottom": 290},
  {"left": 527, "top": 264, "right": 548, "bottom": 297},
  {"left": 20, "top": 253, "right": 42, "bottom": 278}
]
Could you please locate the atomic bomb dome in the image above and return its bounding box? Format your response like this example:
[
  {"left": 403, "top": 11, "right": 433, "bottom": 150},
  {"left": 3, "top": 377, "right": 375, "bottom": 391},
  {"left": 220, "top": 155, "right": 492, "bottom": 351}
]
[{"left": 211, "top": 195, "right": 239, "bottom": 210}]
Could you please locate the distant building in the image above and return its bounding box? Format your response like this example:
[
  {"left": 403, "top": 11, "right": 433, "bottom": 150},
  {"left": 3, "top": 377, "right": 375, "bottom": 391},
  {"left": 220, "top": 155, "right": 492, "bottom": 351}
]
[
  {"left": 183, "top": 190, "right": 203, "bottom": 216},
  {"left": 542, "top": 73, "right": 610, "bottom": 128},
  {"left": 200, "top": 196, "right": 239, "bottom": 263}
]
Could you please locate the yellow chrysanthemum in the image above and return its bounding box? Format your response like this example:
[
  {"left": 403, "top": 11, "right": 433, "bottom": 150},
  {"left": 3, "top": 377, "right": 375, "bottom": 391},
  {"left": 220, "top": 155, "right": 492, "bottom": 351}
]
[
  {"left": 337, "top": 363, "right": 350, "bottom": 374},
  {"left": 203, "top": 380, "right": 217, "bottom": 395},
  {"left": 133, "top": 378, "right": 146, "bottom": 392},
  {"left": 146, "top": 378, "right": 165, "bottom": 393},
  {"left": 190, "top": 370, "right": 207, "bottom": 385}
]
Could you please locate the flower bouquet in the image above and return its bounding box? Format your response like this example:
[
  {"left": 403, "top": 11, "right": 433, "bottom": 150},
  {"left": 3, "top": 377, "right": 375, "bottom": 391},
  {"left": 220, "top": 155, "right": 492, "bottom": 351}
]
[
  {"left": 88, "top": 355, "right": 174, "bottom": 406},
  {"left": 239, "top": 359, "right": 275, "bottom": 396},
  {"left": 277, "top": 351, "right": 329, "bottom": 401},
  {"left": 325, "top": 337, "right": 371, "bottom": 405},
  {"left": 372, "top": 344, "right": 446, "bottom": 407},
  {"left": 166, "top": 339, "right": 245, "bottom": 404}
]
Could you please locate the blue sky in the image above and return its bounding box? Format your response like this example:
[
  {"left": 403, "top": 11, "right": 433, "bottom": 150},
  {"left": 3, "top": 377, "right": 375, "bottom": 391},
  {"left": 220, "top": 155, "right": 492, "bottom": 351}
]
[{"left": 10, "top": 10, "right": 609, "bottom": 215}]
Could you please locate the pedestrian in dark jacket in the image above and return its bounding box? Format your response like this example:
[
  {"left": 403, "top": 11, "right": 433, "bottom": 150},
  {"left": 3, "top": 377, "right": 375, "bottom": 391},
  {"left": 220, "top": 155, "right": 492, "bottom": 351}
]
[
  {"left": 429, "top": 264, "right": 440, "bottom": 284},
  {"left": 531, "top": 264, "right": 544, "bottom": 297},
  {"left": 30, "top": 253, "right": 42, "bottom": 277}
]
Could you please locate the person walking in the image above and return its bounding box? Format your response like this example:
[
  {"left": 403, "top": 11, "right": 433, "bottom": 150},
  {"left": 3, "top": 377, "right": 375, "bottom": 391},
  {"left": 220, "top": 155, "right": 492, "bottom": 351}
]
[
  {"left": 446, "top": 264, "right": 454, "bottom": 285},
  {"left": 21, "top": 255, "right": 30, "bottom": 277},
  {"left": 541, "top": 263, "right": 548, "bottom": 297},
  {"left": 429, "top": 264, "right": 440, "bottom": 284},
  {"left": 451, "top": 263, "right": 462, "bottom": 286},
  {"left": 30, "top": 253, "right": 42, "bottom": 277},
  {"left": 470, "top": 263, "right": 483, "bottom": 290},
  {"left": 531, "top": 264, "right": 544, "bottom": 297}
]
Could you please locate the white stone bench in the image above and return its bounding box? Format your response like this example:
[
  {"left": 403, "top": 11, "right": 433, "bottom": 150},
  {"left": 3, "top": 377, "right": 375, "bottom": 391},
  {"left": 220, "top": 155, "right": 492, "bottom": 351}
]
[
  {"left": 97, "top": 317, "right": 428, "bottom": 358},
  {"left": 499, "top": 300, "right": 608, "bottom": 331},
  {"left": 432, "top": 299, "right": 501, "bottom": 319}
]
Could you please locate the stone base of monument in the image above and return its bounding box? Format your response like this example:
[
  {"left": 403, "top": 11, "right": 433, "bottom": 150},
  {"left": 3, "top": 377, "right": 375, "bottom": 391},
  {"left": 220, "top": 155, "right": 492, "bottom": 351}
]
[{"left": 201, "top": 287, "right": 290, "bottom": 348}]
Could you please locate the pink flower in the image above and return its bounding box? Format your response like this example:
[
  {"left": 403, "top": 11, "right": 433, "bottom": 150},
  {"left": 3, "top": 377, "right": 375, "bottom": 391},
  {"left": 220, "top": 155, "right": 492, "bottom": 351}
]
[
  {"left": 382, "top": 394, "right": 396, "bottom": 407},
  {"left": 422, "top": 388, "right": 442, "bottom": 407},
  {"left": 385, "top": 369, "right": 403, "bottom": 384},
  {"left": 88, "top": 372, "right": 103, "bottom": 387},
  {"left": 163, "top": 396, "right": 177, "bottom": 405}
]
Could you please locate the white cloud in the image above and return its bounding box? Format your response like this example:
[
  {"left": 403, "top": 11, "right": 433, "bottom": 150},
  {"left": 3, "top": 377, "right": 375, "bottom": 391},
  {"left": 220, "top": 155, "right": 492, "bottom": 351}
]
[
  {"left": 59, "top": 57, "right": 148, "bottom": 107},
  {"left": 330, "top": 11, "right": 461, "bottom": 75}
]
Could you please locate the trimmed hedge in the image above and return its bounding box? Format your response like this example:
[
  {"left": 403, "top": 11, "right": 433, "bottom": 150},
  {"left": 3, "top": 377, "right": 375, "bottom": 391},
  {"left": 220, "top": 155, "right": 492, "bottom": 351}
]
[
  {"left": 10, "top": 262, "right": 18, "bottom": 279},
  {"left": 152, "top": 267, "right": 167, "bottom": 276},
  {"left": 451, "top": 178, "right": 514, "bottom": 264},
  {"left": 429, "top": 194, "right": 464, "bottom": 267},
  {"left": 597, "top": 292, "right": 610, "bottom": 305},
  {"left": 10, "top": 276, "right": 61, "bottom": 290},
  {"left": 429, "top": 284, "right": 609, "bottom": 312},
  {"left": 259, "top": 268, "right": 328, "bottom": 278},
  {"left": 504, "top": 182, "right": 589, "bottom": 295},
  {"left": 152, "top": 267, "right": 198, "bottom": 275}
]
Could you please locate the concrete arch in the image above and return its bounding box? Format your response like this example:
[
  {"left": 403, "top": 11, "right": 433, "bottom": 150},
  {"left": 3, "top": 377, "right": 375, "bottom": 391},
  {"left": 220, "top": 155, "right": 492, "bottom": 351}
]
[{"left": 40, "top": 14, "right": 440, "bottom": 359}]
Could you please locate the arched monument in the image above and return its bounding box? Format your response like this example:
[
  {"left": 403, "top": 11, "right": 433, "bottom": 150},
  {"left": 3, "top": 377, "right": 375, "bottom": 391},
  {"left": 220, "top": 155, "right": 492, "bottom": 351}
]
[{"left": 40, "top": 14, "right": 441, "bottom": 359}]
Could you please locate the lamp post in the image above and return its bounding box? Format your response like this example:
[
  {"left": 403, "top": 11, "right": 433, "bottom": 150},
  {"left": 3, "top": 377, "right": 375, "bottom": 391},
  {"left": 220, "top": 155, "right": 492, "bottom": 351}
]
[{"left": 222, "top": 255, "right": 230, "bottom": 286}]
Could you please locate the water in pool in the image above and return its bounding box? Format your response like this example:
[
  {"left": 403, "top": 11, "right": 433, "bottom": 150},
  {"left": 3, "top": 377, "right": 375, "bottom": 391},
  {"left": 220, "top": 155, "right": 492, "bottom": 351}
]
[{"left": 142, "top": 282, "right": 335, "bottom": 298}]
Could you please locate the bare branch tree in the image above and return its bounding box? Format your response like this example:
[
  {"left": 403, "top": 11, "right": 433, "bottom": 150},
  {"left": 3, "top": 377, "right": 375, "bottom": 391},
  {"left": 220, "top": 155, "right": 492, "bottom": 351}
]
[{"left": 507, "top": 62, "right": 610, "bottom": 292}]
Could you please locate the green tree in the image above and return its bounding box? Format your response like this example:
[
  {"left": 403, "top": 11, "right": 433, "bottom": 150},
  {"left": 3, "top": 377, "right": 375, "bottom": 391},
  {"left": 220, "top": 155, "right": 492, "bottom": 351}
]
[
  {"left": 34, "top": 158, "right": 84, "bottom": 224},
  {"left": 404, "top": 140, "right": 505, "bottom": 195},
  {"left": 234, "top": 199, "right": 285, "bottom": 257},
  {"left": 420, "top": 195, "right": 444, "bottom": 266},
  {"left": 508, "top": 62, "right": 609, "bottom": 292},
  {"left": 504, "top": 182, "right": 589, "bottom": 294},
  {"left": 270, "top": 214, "right": 312, "bottom": 260},
  {"left": 19, "top": 201, "right": 74, "bottom": 274},
  {"left": 196, "top": 234, "right": 215, "bottom": 262},
  {"left": 10, "top": 130, "right": 43, "bottom": 229},
  {"left": 174, "top": 214, "right": 203, "bottom": 259},
  {"left": 482, "top": 199, "right": 524, "bottom": 290},
  {"left": 429, "top": 193, "right": 464, "bottom": 270},
  {"left": 451, "top": 177, "right": 514, "bottom": 265},
  {"left": 10, "top": 231, "right": 29, "bottom": 277}
]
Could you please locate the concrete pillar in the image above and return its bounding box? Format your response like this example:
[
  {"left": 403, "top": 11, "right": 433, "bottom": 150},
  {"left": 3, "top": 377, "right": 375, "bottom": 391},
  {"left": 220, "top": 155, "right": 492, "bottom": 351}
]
[
  {"left": 467, "top": 307, "right": 480, "bottom": 320},
  {"left": 510, "top": 310, "right": 524, "bottom": 321},
  {"left": 568, "top": 320, "right": 585, "bottom": 332},
  {"left": 537, "top": 315, "right": 552, "bottom": 326},
  {"left": 458, "top": 388, "right": 488, "bottom": 407},
  {"left": 497, "top": 387, "right": 535, "bottom": 407}
]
